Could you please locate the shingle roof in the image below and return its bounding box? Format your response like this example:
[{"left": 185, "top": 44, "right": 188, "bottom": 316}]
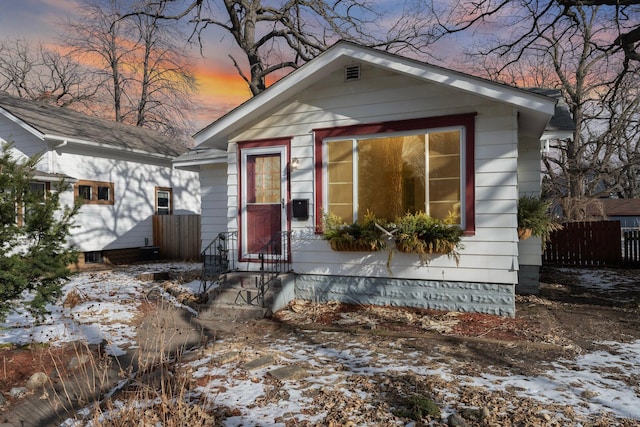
[
  {"left": 0, "top": 91, "right": 189, "bottom": 158},
  {"left": 526, "top": 88, "right": 575, "bottom": 133},
  {"left": 592, "top": 199, "right": 640, "bottom": 217}
]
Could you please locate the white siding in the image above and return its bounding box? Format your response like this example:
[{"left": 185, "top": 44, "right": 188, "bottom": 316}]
[
  {"left": 0, "top": 118, "right": 47, "bottom": 167},
  {"left": 52, "top": 148, "right": 199, "bottom": 252},
  {"left": 200, "top": 163, "right": 229, "bottom": 251},
  {"left": 219, "top": 64, "right": 524, "bottom": 285},
  {"left": 517, "top": 134, "right": 544, "bottom": 266}
]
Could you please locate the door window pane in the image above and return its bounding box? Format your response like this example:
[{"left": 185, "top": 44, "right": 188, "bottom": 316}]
[{"left": 251, "top": 155, "right": 280, "bottom": 204}]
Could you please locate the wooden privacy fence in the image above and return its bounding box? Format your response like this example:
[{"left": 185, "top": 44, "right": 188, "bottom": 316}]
[
  {"left": 543, "top": 220, "right": 622, "bottom": 267},
  {"left": 625, "top": 230, "right": 640, "bottom": 267},
  {"left": 152, "top": 214, "right": 201, "bottom": 261}
]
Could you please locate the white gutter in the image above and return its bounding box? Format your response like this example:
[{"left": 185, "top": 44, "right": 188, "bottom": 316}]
[{"left": 44, "top": 134, "right": 175, "bottom": 161}]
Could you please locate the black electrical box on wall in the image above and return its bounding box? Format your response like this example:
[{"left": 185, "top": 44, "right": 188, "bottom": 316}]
[{"left": 292, "top": 199, "right": 309, "bottom": 219}]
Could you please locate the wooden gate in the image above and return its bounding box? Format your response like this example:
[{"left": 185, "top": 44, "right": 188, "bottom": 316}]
[
  {"left": 152, "top": 214, "right": 201, "bottom": 261},
  {"left": 543, "top": 221, "right": 622, "bottom": 266}
]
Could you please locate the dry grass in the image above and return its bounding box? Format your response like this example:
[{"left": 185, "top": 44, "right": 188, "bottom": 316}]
[{"left": 41, "top": 300, "right": 221, "bottom": 426}]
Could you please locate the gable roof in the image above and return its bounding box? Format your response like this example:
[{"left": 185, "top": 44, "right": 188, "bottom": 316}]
[
  {"left": 527, "top": 88, "right": 575, "bottom": 140},
  {"left": 0, "top": 91, "right": 189, "bottom": 159},
  {"left": 192, "top": 40, "right": 559, "bottom": 151}
]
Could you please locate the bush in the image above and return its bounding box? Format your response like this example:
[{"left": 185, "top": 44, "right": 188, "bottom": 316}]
[{"left": 0, "top": 143, "right": 79, "bottom": 321}]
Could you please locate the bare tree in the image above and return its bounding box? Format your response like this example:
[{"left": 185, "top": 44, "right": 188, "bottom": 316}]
[
  {"left": 63, "top": 0, "right": 197, "bottom": 139},
  {"left": 0, "top": 39, "right": 98, "bottom": 108},
  {"left": 118, "top": 0, "right": 440, "bottom": 96},
  {"left": 429, "top": 0, "right": 640, "bottom": 91},
  {"left": 591, "top": 75, "right": 640, "bottom": 198},
  {"left": 435, "top": 1, "right": 640, "bottom": 219}
]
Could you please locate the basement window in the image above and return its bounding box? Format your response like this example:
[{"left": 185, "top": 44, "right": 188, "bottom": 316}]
[{"left": 84, "top": 251, "right": 103, "bottom": 264}]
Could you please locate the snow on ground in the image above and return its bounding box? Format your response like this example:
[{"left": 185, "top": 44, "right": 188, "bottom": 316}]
[
  {"left": 1, "top": 263, "right": 639, "bottom": 425},
  {"left": 0, "top": 262, "right": 201, "bottom": 355}
]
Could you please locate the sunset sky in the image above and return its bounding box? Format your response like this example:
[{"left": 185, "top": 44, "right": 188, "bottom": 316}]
[
  {"left": 0, "top": 0, "right": 469, "bottom": 132},
  {"left": 0, "top": 0, "right": 255, "bottom": 130}
]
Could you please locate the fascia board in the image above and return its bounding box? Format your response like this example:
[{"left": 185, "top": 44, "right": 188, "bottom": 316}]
[
  {"left": 343, "top": 47, "right": 557, "bottom": 116},
  {"left": 194, "top": 42, "right": 557, "bottom": 148}
]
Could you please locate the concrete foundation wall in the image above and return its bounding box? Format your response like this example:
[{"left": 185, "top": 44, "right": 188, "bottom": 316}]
[
  {"left": 516, "top": 265, "right": 540, "bottom": 295},
  {"left": 294, "top": 274, "right": 516, "bottom": 317}
]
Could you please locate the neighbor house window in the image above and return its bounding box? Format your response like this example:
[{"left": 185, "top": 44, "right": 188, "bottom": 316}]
[
  {"left": 16, "top": 181, "right": 49, "bottom": 226},
  {"left": 155, "top": 187, "right": 172, "bottom": 215},
  {"left": 315, "top": 113, "right": 476, "bottom": 234},
  {"left": 75, "top": 180, "right": 114, "bottom": 205},
  {"left": 84, "top": 251, "right": 103, "bottom": 264}
]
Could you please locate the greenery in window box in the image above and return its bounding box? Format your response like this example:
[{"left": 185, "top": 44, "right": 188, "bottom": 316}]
[
  {"left": 517, "top": 195, "right": 562, "bottom": 246},
  {"left": 393, "top": 211, "right": 463, "bottom": 264},
  {"left": 322, "top": 211, "right": 388, "bottom": 252}
]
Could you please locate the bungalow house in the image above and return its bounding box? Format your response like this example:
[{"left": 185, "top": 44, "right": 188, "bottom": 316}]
[
  {"left": 175, "top": 41, "right": 573, "bottom": 316},
  {"left": 0, "top": 91, "right": 200, "bottom": 267}
]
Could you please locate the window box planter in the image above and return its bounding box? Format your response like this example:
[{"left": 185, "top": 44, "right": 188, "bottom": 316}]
[
  {"left": 322, "top": 211, "right": 388, "bottom": 252},
  {"left": 329, "top": 240, "right": 382, "bottom": 252},
  {"left": 393, "top": 212, "right": 463, "bottom": 263}
]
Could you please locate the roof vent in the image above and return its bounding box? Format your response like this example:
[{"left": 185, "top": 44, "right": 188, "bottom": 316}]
[{"left": 344, "top": 64, "right": 361, "bottom": 81}]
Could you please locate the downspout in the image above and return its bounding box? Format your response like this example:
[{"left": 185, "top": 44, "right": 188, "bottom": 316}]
[
  {"left": 51, "top": 140, "right": 67, "bottom": 174},
  {"left": 54, "top": 140, "right": 68, "bottom": 152}
]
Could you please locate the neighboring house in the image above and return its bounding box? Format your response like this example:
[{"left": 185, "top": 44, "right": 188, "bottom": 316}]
[
  {"left": 587, "top": 198, "right": 640, "bottom": 230},
  {"left": 0, "top": 91, "right": 200, "bottom": 267},
  {"left": 175, "top": 41, "right": 573, "bottom": 316}
]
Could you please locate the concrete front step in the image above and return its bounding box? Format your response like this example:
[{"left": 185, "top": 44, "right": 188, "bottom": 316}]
[
  {"left": 198, "top": 272, "right": 294, "bottom": 321},
  {"left": 198, "top": 303, "right": 273, "bottom": 322}
]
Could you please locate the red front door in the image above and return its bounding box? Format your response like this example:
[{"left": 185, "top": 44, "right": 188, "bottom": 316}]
[{"left": 245, "top": 153, "right": 282, "bottom": 255}]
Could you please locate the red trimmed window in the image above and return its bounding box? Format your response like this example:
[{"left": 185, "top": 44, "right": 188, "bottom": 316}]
[{"left": 314, "top": 113, "right": 476, "bottom": 235}]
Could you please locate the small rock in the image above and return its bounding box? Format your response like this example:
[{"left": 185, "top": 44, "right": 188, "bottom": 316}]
[
  {"left": 268, "top": 365, "right": 307, "bottom": 380},
  {"left": 9, "top": 387, "right": 28, "bottom": 398},
  {"left": 461, "top": 407, "right": 490, "bottom": 420},
  {"left": 242, "top": 355, "right": 275, "bottom": 371},
  {"left": 26, "top": 372, "right": 49, "bottom": 389},
  {"left": 448, "top": 413, "right": 467, "bottom": 427}
]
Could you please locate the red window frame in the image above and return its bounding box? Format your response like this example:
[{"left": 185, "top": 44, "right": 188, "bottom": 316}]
[{"left": 313, "top": 113, "right": 476, "bottom": 236}]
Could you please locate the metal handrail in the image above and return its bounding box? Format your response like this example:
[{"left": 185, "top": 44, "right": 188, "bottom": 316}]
[
  {"left": 200, "top": 231, "right": 237, "bottom": 293},
  {"left": 253, "top": 231, "right": 292, "bottom": 306}
]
